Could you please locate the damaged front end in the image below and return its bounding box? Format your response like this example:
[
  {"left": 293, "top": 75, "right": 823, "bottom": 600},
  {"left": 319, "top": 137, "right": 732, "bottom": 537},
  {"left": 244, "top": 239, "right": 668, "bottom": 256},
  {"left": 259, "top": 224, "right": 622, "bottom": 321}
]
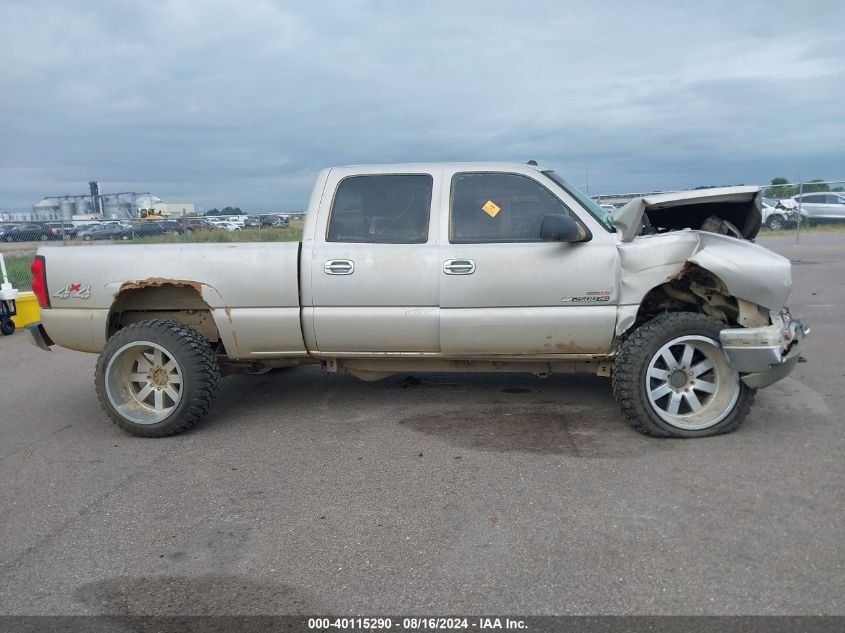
[
  {"left": 612, "top": 186, "right": 809, "bottom": 391},
  {"left": 719, "top": 310, "right": 809, "bottom": 389}
]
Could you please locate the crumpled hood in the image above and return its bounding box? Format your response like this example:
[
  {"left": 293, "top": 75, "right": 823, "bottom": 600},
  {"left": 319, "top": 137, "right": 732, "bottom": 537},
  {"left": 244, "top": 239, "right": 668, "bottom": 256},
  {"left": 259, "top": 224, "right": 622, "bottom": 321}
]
[{"left": 612, "top": 186, "right": 763, "bottom": 242}]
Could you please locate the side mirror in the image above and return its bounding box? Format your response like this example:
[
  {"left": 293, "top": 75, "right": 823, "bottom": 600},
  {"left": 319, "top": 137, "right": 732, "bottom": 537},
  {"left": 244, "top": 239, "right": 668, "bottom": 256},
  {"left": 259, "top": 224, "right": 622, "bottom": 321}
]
[{"left": 540, "top": 214, "right": 588, "bottom": 242}]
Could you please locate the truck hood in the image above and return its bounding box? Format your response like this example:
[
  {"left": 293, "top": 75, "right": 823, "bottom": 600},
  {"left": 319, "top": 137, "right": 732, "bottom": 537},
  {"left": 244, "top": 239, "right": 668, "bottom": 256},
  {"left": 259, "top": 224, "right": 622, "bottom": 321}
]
[{"left": 612, "top": 186, "right": 762, "bottom": 242}]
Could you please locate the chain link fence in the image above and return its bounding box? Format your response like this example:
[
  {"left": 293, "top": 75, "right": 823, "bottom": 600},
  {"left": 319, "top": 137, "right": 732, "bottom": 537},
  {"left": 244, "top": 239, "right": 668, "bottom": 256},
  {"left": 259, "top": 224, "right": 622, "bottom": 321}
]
[
  {"left": 3, "top": 178, "right": 844, "bottom": 293},
  {"left": 0, "top": 212, "right": 304, "bottom": 291}
]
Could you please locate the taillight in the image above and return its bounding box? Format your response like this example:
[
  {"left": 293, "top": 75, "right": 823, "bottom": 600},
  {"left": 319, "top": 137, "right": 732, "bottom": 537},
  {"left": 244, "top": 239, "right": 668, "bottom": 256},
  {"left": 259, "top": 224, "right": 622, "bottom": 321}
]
[{"left": 31, "top": 255, "right": 50, "bottom": 308}]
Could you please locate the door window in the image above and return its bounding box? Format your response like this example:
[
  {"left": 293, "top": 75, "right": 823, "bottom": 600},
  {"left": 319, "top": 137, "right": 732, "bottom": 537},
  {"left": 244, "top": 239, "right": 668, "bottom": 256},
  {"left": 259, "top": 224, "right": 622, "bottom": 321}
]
[
  {"left": 327, "top": 174, "right": 432, "bottom": 243},
  {"left": 449, "top": 172, "right": 578, "bottom": 243}
]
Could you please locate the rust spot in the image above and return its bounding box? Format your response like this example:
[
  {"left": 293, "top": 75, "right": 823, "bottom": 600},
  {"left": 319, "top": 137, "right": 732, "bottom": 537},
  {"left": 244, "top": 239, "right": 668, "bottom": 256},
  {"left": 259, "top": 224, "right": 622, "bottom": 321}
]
[
  {"left": 117, "top": 277, "right": 203, "bottom": 295},
  {"left": 664, "top": 262, "right": 692, "bottom": 284},
  {"left": 224, "top": 306, "right": 233, "bottom": 324},
  {"left": 231, "top": 330, "right": 240, "bottom": 352},
  {"left": 554, "top": 341, "right": 595, "bottom": 353}
]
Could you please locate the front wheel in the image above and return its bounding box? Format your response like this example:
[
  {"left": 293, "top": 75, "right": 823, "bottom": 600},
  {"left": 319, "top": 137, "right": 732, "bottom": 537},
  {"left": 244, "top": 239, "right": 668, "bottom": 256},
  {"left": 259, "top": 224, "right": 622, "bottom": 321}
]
[
  {"left": 95, "top": 320, "right": 220, "bottom": 437},
  {"left": 766, "top": 214, "right": 786, "bottom": 231},
  {"left": 612, "top": 312, "right": 754, "bottom": 438}
]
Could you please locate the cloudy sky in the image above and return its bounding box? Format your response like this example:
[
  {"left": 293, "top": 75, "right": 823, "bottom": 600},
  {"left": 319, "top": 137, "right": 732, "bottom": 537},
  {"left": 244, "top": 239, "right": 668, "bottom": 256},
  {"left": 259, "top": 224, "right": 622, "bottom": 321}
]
[{"left": 1, "top": 0, "right": 843, "bottom": 211}]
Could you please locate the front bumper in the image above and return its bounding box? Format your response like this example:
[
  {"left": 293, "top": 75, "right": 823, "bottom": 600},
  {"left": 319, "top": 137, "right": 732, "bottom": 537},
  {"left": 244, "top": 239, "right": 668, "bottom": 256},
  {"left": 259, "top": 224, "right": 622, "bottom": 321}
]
[{"left": 719, "top": 310, "right": 808, "bottom": 389}]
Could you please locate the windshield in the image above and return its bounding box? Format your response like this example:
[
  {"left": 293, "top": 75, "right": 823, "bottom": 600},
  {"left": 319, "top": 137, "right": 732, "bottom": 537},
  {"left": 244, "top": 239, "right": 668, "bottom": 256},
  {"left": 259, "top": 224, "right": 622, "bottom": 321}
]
[{"left": 541, "top": 171, "right": 615, "bottom": 232}]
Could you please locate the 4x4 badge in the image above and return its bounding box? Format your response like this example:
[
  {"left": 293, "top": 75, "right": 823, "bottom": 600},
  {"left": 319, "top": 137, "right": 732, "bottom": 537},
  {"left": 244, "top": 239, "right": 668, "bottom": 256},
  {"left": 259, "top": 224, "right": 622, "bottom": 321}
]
[{"left": 54, "top": 283, "right": 91, "bottom": 300}]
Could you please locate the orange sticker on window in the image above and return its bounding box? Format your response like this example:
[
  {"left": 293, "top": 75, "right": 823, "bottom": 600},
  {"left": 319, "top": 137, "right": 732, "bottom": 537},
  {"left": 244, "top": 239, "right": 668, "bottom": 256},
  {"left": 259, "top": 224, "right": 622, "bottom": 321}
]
[{"left": 482, "top": 200, "right": 501, "bottom": 218}]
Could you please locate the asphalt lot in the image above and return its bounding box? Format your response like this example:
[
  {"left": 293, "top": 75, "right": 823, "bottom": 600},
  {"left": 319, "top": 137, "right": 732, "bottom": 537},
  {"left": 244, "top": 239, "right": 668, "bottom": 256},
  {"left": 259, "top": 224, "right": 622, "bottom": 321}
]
[{"left": 0, "top": 233, "right": 843, "bottom": 615}]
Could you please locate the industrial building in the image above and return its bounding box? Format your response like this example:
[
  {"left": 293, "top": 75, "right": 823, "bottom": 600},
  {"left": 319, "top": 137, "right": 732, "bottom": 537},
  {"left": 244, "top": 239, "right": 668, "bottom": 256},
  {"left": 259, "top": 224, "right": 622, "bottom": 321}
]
[{"left": 16, "top": 182, "right": 195, "bottom": 222}]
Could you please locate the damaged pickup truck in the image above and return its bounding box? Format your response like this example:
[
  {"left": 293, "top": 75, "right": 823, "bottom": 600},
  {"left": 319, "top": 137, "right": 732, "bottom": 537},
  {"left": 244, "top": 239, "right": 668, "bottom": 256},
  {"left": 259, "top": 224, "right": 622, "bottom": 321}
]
[{"left": 26, "top": 162, "right": 807, "bottom": 438}]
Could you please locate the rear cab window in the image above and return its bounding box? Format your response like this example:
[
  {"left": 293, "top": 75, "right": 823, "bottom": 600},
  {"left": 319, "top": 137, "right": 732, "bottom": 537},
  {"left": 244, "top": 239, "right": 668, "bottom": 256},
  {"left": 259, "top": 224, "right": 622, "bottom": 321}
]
[{"left": 327, "top": 174, "right": 433, "bottom": 243}]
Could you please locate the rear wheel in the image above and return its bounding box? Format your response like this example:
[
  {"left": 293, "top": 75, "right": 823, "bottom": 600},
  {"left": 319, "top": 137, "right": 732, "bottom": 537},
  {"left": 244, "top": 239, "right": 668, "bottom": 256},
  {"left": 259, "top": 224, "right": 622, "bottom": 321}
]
[
  {"left": 95, "top": 320, "right": 220, "bottom": 437},
  {"left": 612, "top": 312, "right": 754, "bottom": 438}
]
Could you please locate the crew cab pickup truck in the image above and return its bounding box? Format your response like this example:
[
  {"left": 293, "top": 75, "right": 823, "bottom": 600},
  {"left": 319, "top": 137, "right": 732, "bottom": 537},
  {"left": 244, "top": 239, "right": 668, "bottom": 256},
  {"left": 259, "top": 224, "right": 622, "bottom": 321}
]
[{"left": 26, "top": 162, "right": 807, "bottom": 438}]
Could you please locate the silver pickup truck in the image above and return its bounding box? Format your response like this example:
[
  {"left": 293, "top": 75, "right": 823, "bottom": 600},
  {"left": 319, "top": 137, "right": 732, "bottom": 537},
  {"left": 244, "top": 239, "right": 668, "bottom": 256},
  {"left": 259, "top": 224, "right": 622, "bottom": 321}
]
[{"left": 26, "top": 162, "right": 807, "bottom": 438}]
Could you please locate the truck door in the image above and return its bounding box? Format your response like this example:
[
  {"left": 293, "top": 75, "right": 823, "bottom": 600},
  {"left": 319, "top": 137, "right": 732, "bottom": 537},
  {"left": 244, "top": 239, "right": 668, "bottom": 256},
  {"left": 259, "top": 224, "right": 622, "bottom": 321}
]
[
  {"left": 438, "top": 169, "right": 618, "bottom": 356},
  {"left": 304, "top": 168, "right": 441, "bottom": 354}
]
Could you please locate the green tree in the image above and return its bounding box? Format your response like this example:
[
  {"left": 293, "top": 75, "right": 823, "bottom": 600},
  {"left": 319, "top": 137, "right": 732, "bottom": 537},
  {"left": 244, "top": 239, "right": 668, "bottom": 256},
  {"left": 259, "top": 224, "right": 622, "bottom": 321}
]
[
  {"left": 205, "top": 208, "right": 220, "bottom": 216},
  {"left": 763, "top": 177, "right": 794, "bottom": 198},
  {"left": 803, "top": 179, "right": 829, "bottom": 193}
]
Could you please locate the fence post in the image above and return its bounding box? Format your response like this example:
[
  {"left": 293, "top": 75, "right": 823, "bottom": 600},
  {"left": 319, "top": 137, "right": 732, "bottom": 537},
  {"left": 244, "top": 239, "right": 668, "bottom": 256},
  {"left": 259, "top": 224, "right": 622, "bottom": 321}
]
[
  {"left": 183, "top": 209, "right": 188, "bottom": 244},
  {"left": 795, "top": 180, "right": 803, "bottom": 244}
]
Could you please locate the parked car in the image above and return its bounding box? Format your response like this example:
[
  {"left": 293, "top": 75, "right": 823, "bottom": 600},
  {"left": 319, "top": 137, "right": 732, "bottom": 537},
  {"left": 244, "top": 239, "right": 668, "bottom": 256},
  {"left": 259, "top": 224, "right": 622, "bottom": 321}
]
[
  {"left": 28, "top": 162, "right": 807, "bottom": 440},
  {"left": 0, "top": 224, "right": 19, "bottom": 241},
  {"left": 175, "top": 217, "right": 213, "bottom": 233},
  {"left": 261, "top": 215, "right": 289, "bottom": 227},
  {"left": 217, "top": 222, "right": 242, "bottom": 232},
  {"left": 159, "top": 220, "right": 180, "bottom": 233},
  {"left": 77, "top": 224, "right": 128, "bottom": 241},
  {"left": 41, "top": 222, "right": 80, "bottom": 240},
  {"left": 243, "top": 217, "right": 261, "bottom": 228},
  {"left": 761, "top": 197, "right": 797, "bottom": 231},
  {"left": 124, "top": 222, "right": 166, "bottom": 239},
  {"left": 1, "top": 223, "right": 46, "bottom": 242},
  {"left": 792, "top": 192, "right": 845, "bottom": 222}
]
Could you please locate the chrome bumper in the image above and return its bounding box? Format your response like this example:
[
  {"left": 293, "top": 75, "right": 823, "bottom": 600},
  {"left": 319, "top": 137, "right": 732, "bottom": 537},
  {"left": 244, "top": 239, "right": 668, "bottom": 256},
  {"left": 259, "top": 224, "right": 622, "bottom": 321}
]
[
  {"left": 719, "top": 311, "right": 808, "bottom": 389},
  {"left": 25, "top": 321, "right": 53, "bottom": 352}
]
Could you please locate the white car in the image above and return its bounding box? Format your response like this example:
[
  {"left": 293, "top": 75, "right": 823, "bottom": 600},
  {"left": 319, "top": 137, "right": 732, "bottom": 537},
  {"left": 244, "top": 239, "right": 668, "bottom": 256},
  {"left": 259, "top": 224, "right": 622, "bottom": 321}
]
[
  {"left": 792, "top": 192, "right": 845, "bottom": 222},
  {"left": 761, "top": 198, "right": 797, "bottom": 231}
]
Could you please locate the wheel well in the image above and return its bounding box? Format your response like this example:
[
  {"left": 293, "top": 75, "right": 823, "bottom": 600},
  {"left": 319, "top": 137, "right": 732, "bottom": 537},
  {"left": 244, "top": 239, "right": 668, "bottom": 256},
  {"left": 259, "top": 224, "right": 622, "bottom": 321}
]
[
  {"left": 635, "top": 264, "right": 742, "bottom": 329},
  {"left": 108, "top": 283, "right": 220, "bottom": 342}
]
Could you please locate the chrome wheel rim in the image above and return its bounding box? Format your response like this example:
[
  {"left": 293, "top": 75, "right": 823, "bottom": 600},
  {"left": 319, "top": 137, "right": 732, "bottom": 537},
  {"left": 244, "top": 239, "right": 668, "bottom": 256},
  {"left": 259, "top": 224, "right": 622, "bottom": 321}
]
[
  {"left": 105, "top": 341, "right": 183, "bottom": 425},
  {"left": 645, "top": 335, "right": 740, "bottom": 431}
]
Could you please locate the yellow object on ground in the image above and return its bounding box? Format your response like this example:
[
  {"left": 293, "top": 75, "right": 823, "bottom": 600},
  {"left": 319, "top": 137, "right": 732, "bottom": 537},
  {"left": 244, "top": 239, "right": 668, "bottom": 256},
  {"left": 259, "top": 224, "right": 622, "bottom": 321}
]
[{"left": 11, "top": 291, "right": 40, "bottom": 328}]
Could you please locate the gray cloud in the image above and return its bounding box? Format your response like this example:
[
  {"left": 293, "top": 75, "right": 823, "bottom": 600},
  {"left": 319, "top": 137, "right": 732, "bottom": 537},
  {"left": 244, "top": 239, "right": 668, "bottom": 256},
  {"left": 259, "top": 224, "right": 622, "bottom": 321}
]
[{"left": 1, "top": 0, "right": 843, "bottom": 210}]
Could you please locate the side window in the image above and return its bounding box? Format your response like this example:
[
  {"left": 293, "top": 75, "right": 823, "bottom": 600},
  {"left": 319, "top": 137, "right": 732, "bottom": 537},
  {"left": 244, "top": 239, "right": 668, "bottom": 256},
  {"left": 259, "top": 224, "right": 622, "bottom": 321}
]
[
  {"left": 450, "top": 172, "right": 575, "bottom": 243},
  {"left": 327, "top": 174, "right": 432, "bottom": 243},
  {"left": 801, "top": 194, "right": 822, "bottom": 204}
]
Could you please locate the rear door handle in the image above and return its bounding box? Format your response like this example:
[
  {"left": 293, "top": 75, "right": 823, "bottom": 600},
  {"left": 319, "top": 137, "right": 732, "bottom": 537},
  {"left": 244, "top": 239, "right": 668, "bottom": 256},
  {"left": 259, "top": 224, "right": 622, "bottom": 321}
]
[
  {"left": 324, "top": 259, "right": 354, "bottom": 275},
  {"left": 443, "top": 259, "right": 476, "bottom": 275}
]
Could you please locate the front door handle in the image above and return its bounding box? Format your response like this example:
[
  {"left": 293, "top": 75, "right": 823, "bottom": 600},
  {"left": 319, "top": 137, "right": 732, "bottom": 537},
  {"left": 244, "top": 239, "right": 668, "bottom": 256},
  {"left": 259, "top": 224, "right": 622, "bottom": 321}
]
[
  {"left": 443, "top": 259, "right": 476, "bottom": 275},
  {"left": 324, "top": 259, "right": 354, "bottom": 275}
]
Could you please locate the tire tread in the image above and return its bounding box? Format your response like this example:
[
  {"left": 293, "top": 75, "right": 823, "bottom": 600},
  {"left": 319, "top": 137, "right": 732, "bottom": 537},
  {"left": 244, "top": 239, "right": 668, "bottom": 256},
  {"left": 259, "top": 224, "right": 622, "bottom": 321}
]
[
  {"left": 611, "top": 312, "right": 755, "bottom": 438},
  {"left": 95, "top": 319, "right": 220, "bottom": 437}
]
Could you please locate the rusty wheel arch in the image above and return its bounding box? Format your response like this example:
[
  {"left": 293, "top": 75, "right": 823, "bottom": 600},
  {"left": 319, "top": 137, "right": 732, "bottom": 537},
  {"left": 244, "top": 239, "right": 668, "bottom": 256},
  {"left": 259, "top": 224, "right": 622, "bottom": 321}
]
[{"left": 107, "top": 279, "right": 222, "bottom": 344}]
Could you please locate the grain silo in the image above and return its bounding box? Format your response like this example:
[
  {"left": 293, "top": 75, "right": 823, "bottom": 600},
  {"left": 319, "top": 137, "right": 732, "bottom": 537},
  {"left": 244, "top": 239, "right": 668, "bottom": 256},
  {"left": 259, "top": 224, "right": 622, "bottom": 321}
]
[{"left": 32, "top": 198, "right": 59, "bottom": 220}]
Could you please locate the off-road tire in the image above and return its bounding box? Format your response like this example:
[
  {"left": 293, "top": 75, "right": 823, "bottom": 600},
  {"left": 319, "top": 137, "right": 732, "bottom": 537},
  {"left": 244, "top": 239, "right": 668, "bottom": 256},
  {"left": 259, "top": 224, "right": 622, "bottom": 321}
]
[
  {"left": 95, "top": 319, "right": 220, "bottom": 437},
  {"left": 612, "top": 312, "right": 755, "bottom": 438}
]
